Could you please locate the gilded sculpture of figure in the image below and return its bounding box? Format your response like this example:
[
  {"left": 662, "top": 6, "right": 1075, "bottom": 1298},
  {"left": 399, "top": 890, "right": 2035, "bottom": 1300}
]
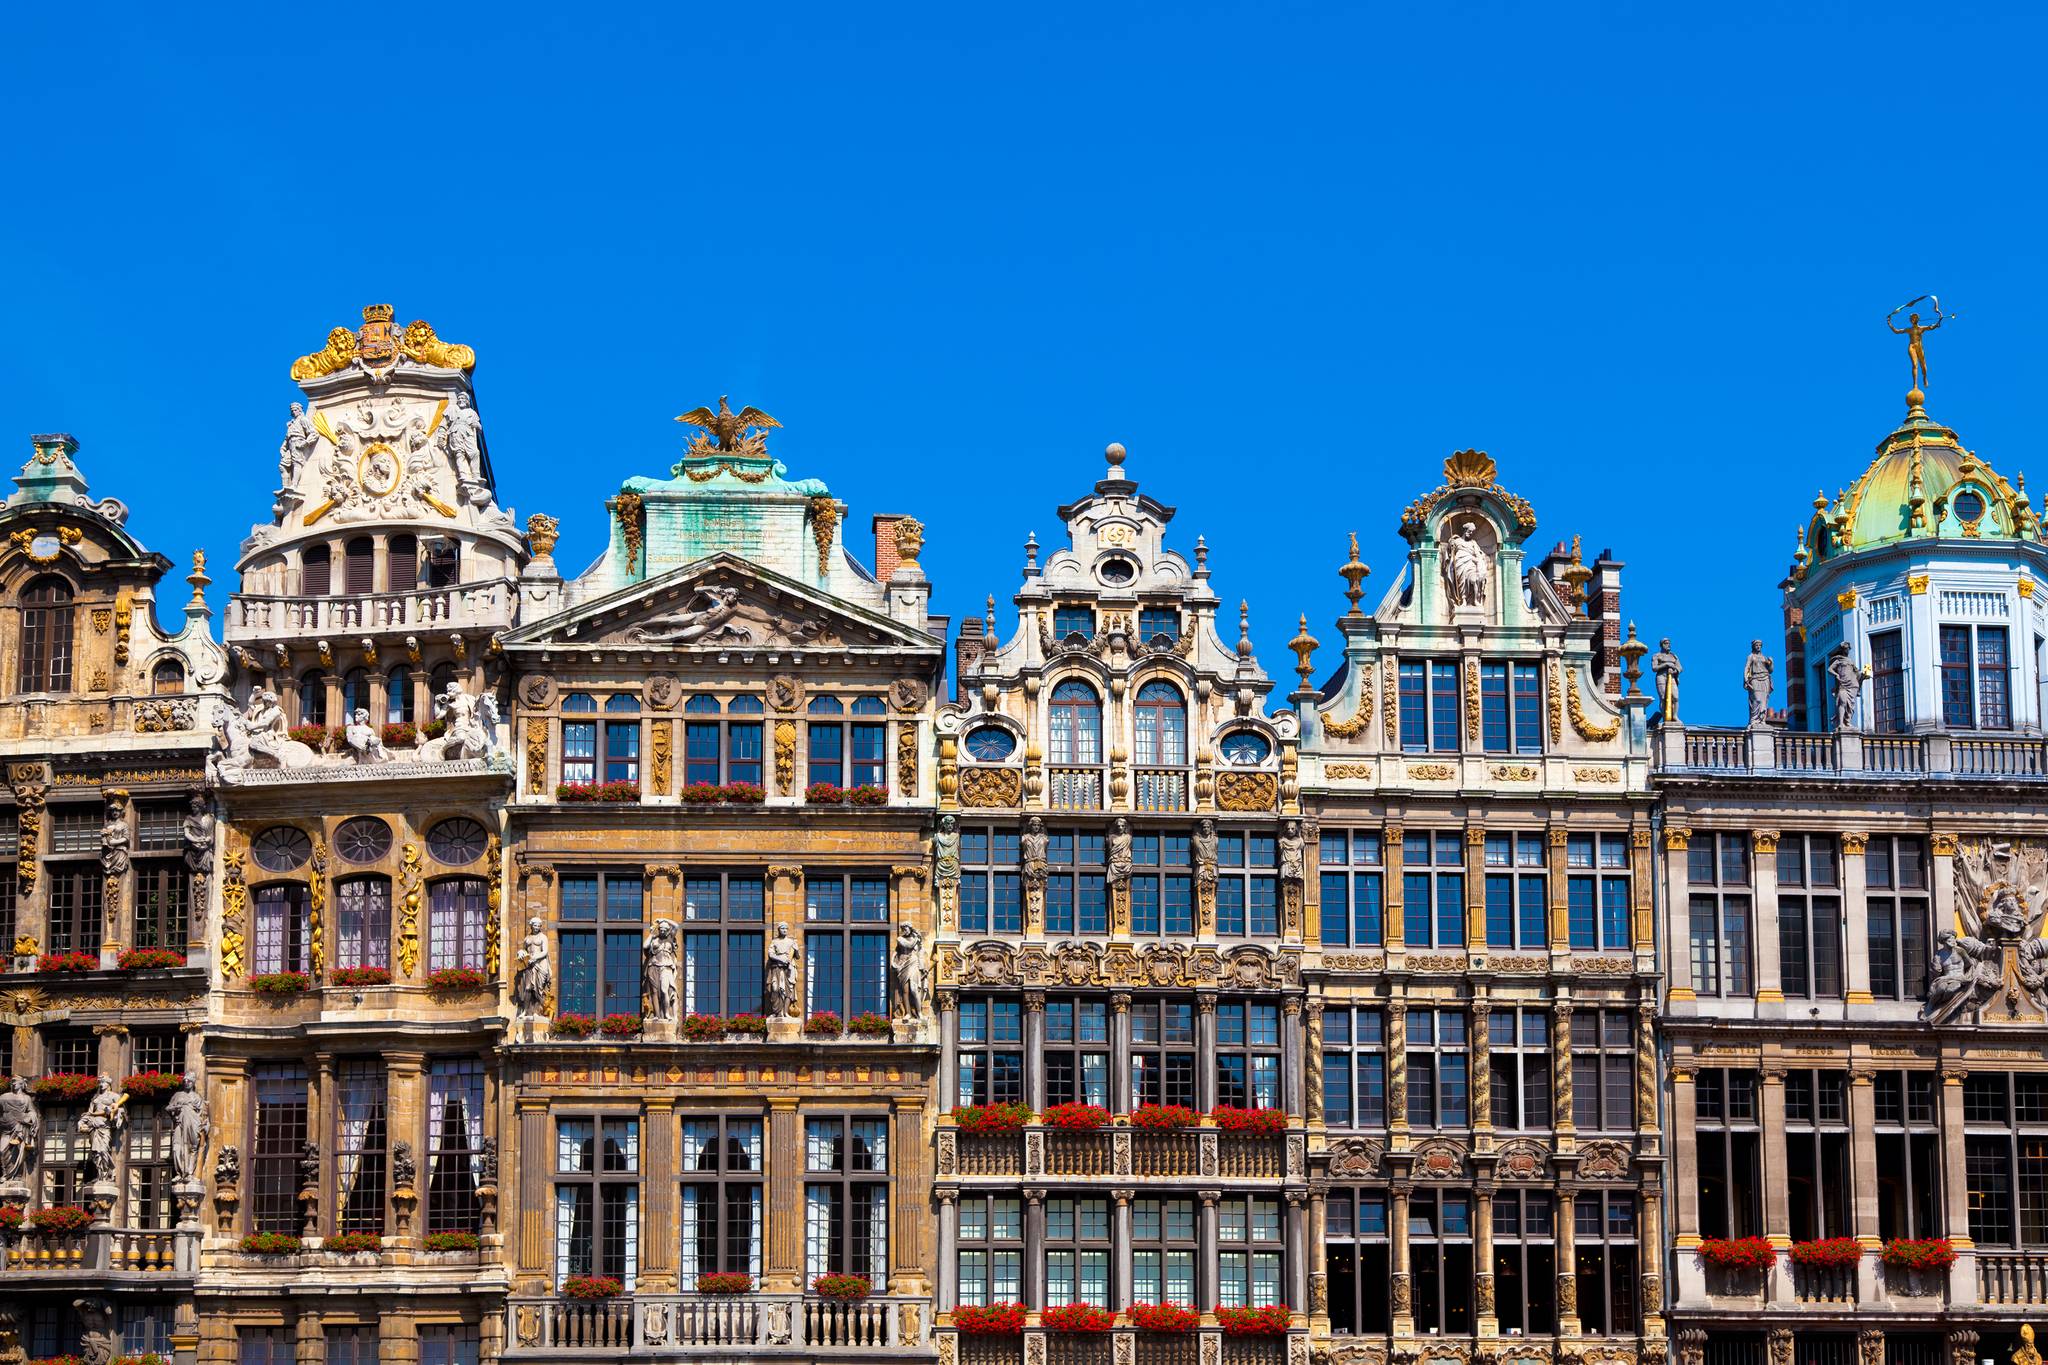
[
  {"left": 1887, "top": 297, "right": 1946, "bottom": 391},
  {"left": 891, "top": 923, "right": 928, "bottom": 1020},
  {"left": 764, "top": 923, "right": 801, "bottom": 1018},
  {"left": 1744, "top": 640, "right": 1774, "bottom": 727},
  {"left": 1442, "top": 520, "right": 1490, "bottom": 608},
  {"left": 165, "top": 1077, "right": 210, "bottom": 1184},
  {"left": 642, "top": 920, "right": 679, "bottom": 1022},
  {"left": 1651, "top": 638, "right": 1682, "bottom": 722},
  {"left": 79, "top": 1078, "right": 128, "bottom": 1186},
  {"left": 513, "top": 917, "right": 552, "bottom": 1018},
  {"left": 0, "top": 1077, "right": 39, "bottom": 1184}
]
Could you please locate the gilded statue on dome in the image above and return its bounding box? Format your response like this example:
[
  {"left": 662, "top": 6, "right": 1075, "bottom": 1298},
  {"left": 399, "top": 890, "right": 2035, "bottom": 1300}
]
[{"left": 1886, "top": 295, "right": 1949, "bottom": 392}]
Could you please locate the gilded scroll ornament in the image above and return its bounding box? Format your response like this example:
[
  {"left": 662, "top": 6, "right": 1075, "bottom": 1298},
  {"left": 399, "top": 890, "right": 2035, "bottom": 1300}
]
[
  {"left": 897, "top": 726, "right": 918, "bottom": 794},
  {"left": 396, "top": 844, "right": 423, "bottom": 978},
  {"left": 1382, "top": 657, "right": 1399, "bottom": 743},
  {"left": 1559, "top": 659, "right": 1620, "bottom": 740},
  {"left": 774, "top": 720, "right": 798, "bottom": 794},
  {"left": 809, "top": 495, "right": 840, "bottom": 565},
  {"left": 307, "top": 840, "right": 329, "bottom": 976},
  {"left": 9, "top": 525, "right": 82, "bottom": 565},
  {"left": 960, "top": 767, "right": 1023, "bottom": 808},
  {"left": 485, "top": 836, "right": 503, "bottom": 981},
  {"left": 525, "top": 719, "right": 548, "bottom": 791},
  {"left": 1321, "top": 663, "right": 1373, "bottom": 739},
  {"left": 1407, "top": 763, "right": 1455, "bottom": 781},
  {"left": 608, "top": 492, "right": 645, "bottom": 574},
  {"left": 1215, "top": 771, "right": 1277, "bottom": 812},
  {"left": 13, "top": 784, "right": 44, "bottom": 896},
  {"left": 649, "top": 721, "right": 673, "bottom": 796}
]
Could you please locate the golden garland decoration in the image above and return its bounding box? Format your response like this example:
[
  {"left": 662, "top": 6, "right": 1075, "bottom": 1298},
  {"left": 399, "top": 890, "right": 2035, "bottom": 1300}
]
[
  {"left": 220, "top": 848, "right": 248, "bottom": 981},
  {"left": 683, "top": 460, "right": 772, "bottom": 484},
  {"left": 307, "top": 839, "right": 328, "bottom": 976},
  {"left": 1464, "top": 659, "right": 1481, "bottom": 743},
  {"left": 774, "top": 720, "right": 798, "bottom": 795},
  {"left": 650, "top": 721, "right": 672, "bottom": 796},
  {"left": 1381, "top": 657, "right": 1398, "bottom": 744},
  {"left": 485, "top": 835, "right": 503, "bottom": 981},
  {"left": 396, "top": 843, "right": 423, "bottom": 978},
  {"left": 1562, "top": 661, "right": 1620, "bottom": 741},
  {"left": 1547, "top": 661, "right": 1565, "bottom": 745},
  {"left": 1320, "top": 663, "right": 1373, "bottom": 738}
]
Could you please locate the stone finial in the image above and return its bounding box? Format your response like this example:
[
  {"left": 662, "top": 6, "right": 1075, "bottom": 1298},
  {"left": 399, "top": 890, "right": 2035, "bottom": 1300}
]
[
  {"left": 1620, "top": 622, "right": 1648, "bottom": 696},
  {"left": 1237, "top": 601, "right": 1252, "bottom": 659},
  {"left": 1024, "top": 532, "right": 1039, "bottom": 575},
  {"left": 525, "top": 513, "right": 560, "bottom": 558},
  {"left": 1288, "top": 615, "right": 1319, "bottom": 684},
  {"left": 1339, "top": 533, "right": 1370, "bottom": 613},
  {"left": 894, "top": 517, "right": 925, "bottom": 565}
]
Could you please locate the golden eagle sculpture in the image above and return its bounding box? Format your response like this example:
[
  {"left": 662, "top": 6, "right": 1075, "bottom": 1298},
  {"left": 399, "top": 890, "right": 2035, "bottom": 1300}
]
[{"left": 675, "top": 396, "right": 780, "bottom": 453}]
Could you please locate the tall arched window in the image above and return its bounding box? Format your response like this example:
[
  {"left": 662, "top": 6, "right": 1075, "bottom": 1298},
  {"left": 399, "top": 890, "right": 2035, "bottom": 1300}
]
[
  {"left": 344, "top": 537, "right": 376, "bottom": 594},
  {"left": 561, "top": 693, "right": 598, "bottom": 785},
  {"left": 388, "top": 534, "right": 418, "bottom": 593},
  {"left": 151, "top": 658, "right": 186, "bottom": 695},
  {"left": 18, "top": 576, "right": 75, "bottom": 694},
  {"left": 342, "top": 668, "right": 370, "bottom": 721},
  {"left": 1134, "top": 681, "right": 1188, "bottom": 766},
  {"left": 300, "top": 669, "right": 329, "bottom": 727},
  {"left": 603, "top": 694, "right": 641, "bottom": 784},
  {"left": 1050, "top": 681, "right": 1103, "bottom": 764},
  {"left": 301, "top": 545, "right": 331, "bottom": 596},
  {"left": 386, "top": 666, "right": 414, "bottom": 724}
]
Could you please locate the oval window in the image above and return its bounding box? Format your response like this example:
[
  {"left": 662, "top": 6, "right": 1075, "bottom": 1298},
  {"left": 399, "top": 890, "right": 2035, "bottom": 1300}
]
[
  {"left": 1099, "top": 558, "right": 1136, "bottom": 585},
  {"left": 427, "top": 817, "right": 489, "bottom": 865},
  {"left": 965, "top": 727, "right": 1017, "bottom": 761},
  {"left": 251, "top": 826, "right": 312, "bottom": 873},
  {"left": 335, "top": 817, "right": 394, "bottom": 864},
  {"left": 1220, "top": 731, "right": 1272, "bottom": 765},
  {"left": 1954, "top": 489, "right": 1986, "bottom": 523}
]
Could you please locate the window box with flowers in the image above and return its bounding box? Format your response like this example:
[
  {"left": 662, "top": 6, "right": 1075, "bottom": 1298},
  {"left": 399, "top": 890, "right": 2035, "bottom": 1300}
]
[
  {"left": 811, "top": 1273, "right": 872, "bottom": 1302},
  {"left": 724, "top": 1013, "right": 768, "bottom": 1036},
  {"left": 1126, "top": 1304, "right": 1199, "bottom": 1334},
  {"left": 122, "top": 1072, "right": 186, "bottom": 1104},
  {"left": 1209, "top": 1106, "right": 1287, "bottom": 1135},
  {"left": 696, "top": 1272, "right": 753, "bottom": 1295},
  {"left": 31, "top": 1075, "right": 99, "bottom": 1104},
  {"left": 680, "top": 1012, "right": 726, "bottom": 1041},
  {"left": 805, "top": 782, "right": 849, "bottom": 805},
  {"left": 551, "top": 1013, "right": 597, "bottom": 1039},
  {"left": 30, "top": 1206, "right": 93, "bottom": 1234},
  {"left": 239, "top": 1232, "right": 303, "bottom": 1255},
  {"left": 1043, "top": 1103, "right": 1112, "bottom": 1131},
  {"left": 1882, "top": 1238, "right": 1957, "bottom": 1274},
  {"left": 556, "top": 781, "right": 641, "bottom": 803},
  {"left": 561, "top": 1275, "right": 624, "bottom": 1300},
  {"left": 249, "top": 971, "right": 312, "bottom": 996},
  {"left": 682, "top": 782, "right": 766, "bottom": 805},
  {"left": 847, "top": 1011, "right": 893, "bottom": 1038},
  {"left": 1698, "top": 1236, "right": 1777, "bottom": 1273},
  {"left": 428, "top": 967, "right": 487, "bottom": 989},
  {"left": 288, "top": 724, "right": 337, "bottom": 751},
  {"left": 1213, "top": 1306, "right": 1290, "bottom": 1336},
  {"left": 0, "top": 1206, "right": 22, "bottom": 1233},
  {"left": 846, "top": 784, "right": 888, "bottom": 807},
  {"left": 29, "top": 1357, "right": 87, "bottom": 1365},
  {"left": 323, "top": 1232, "right": 382, "bottom": 1255},
  {"left": 951, "top": 1303, "right": 1026, "bottom": 1336},
  {"left": 1041, "top": 1305, "right": 1115, "bottom": 1333},
  {"left": 117, "top": 948, "right": 185, "bottom": 972},
  {"left": 36, "top": 951, "right": 99, "bottom": 975},
  {"left": 952, "top": 1102, "right": 1034, "bottom": 1135},
  {"left": 1128, "top": 1104, "right": 1199, "bottom": 1131},
  {"left": 423, "top": 1231, "right": 481, "bottom": 1252},
  {"left": 601, "top": 1013, "right": 643, "bottom": 1038},
  {"left": 330, "top": 966, "right": 391, "bottom": 988},
  {"left": 112, "top": 1356, "right": 170, "bottom": 1365},
  {"left": 382, "top": 722, "right": 420, "bottom": 749},
  {"left": 422, "top": 719, "right": 448, "bottom": 741},
  {"left": 1788, "top": 1237, "right": 1863, "bottom": 1271},
  {"left": 804, "top": 1011, "right": 844, "bottom": 1039}
]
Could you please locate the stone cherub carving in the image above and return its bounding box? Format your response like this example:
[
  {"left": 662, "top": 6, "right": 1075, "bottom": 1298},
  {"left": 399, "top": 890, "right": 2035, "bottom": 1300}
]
[
  {"left": 1744, "top": 640, "right": 1775, "bottom": 726},
  {"left": 166, "top": 1077, "right": 210, "bottom": 1183},
  {"left": 764, "top": 923, "right": 800, "bottom": 1018},
  {"left": 513, "top": 917, "right": 552, "bottom": 1018},
  {"left": 891, "top": 923, "right": 928, "bottom": 1020},
  {"left": 1827, "top": 645, "right": 1864, "bottom": 732},
  {"left": 643, "top": 920, "right": 679, "bottom": 1022},
  {"left": 1442, "top": 520, "right": 1490, "bottom": 608},
  {"left": 0, "top": 1077, "right": 40, "bottom": 1183},
  {"left": 79, "top": 1078, "right": 128, "bottom": 1186},
  {"left": 1651, "top": 638, "right": 1682, "bottom": 723}
]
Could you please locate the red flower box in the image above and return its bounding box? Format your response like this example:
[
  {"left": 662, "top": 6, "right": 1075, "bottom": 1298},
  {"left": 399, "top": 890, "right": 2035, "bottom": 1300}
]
[
  {"left": 680, "top": 1012, "right": 725, "bottom": 1041},
  {"left": 36, "top": 951, "right": 98, "bottom": 974},
  {"left": 847, "top": 1011, "right": 893, "bottom": 1038},
  {"left": 811, "top": 1273, "right": 871, "bottom": 1301},
  {"left": 805, "top": 782, "right": 848, "bottom": 804},
  {"left": 1127, "top": 1303, "right": 1200, "bottom": 1334},
  {"left": 117, "top": 948, "right": 185, "bottom": 972},
  {"left": 31, "top": 1206, "right": 92, "bottom": 1233},
  {"left": 952, "top": 1102, "right": 1033, "bottom": 1135},
  {"left": 423, "top": 1231, "right": 480, "bottom": 1252},
  {"left": 804, "top": 1011, "right": 844, "bottom": 1038},
  {"left": 1788, "top": 1237, "right": 1863, "bottom": 1270},
  {"left": 1129, "top": 1103, "right": 1199, "bottom": 1131},
  {"left": 950, "top": 1303, "right": 1025, "bottom": 1335},
  {"left": 381, "top": 722, "right": 419, "bottom": 749},
  {"left": 0, "top": 1206, "right": 22, "bottom": 1232},
  {"left": 239, "top": 1232, "right": 302, "bottom": 1255},
  {"left": 428, "top": 967, "right": 486, "bottom": 989},
  {"left": 249, "top": 971, "right": 312, "bottom": 996},
  {"left": 550, "top": 1013, "right": 597, "bottom": 1038},
  {"left": 725, "top": 1013, "right": 768, "bottom": 1035},
  {"left": 329, "top": 966, "right": 391, "bottom": 987},
  {"left": 696, "top": 1271, "right": 753, "bottom": 1294},
  {"left": 1882, "top": 1238, "right": 1957, "bottom": 1273},
  {"left": 30, "top": 1074, "right": 99, "bottom": 1103},
  {"left": 1214, "top": 1305, "right": 1290, "bottom": 1336},
  {"left": 287, "top": 724, "right": 335, "bottom": 750},
  {"left": 1042, "top": 1305, "right": 1115, "bottom": 1333},
  {"left": 682, "top": 781, "right": 766, "bottom": 805},
  {"left": 556, "top": 781, "right": 641, "bottom": 803},
  {"left": 562, "top": 1274, "right": 623, "bottom": 1300},
  {"left": 847, "top": 784, "right": 888, "bottom": 806},
  {"left": 600, "top": 1013, "right": 642, "bottom": 1038},
  {"left": 1043, "top": 1102, "right": 1111, "bottom": 1131},
  {"left": 1210, "top": 1106, "right": 1287, "bottom": 1135},
  {"left": 1698, "top": 1236, "right": 1776, "bottom": 1272},
  {"left": 323, "top": 1232, "right": 381, "bottom": 1254},
  {"left": 122, "top": 1072, "right": 186, "bottom": 1103}
]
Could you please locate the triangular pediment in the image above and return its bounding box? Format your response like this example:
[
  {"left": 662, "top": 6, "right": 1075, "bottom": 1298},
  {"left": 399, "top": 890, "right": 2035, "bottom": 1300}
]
[{"left": 504, "top": 553, "right": 942, "bottom": 654}]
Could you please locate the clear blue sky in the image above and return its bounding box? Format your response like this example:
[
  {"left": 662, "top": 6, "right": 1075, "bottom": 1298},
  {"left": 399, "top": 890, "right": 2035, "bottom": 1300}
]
[{"left": 4, "top": 5, "right": 2044, "bottom": 725}]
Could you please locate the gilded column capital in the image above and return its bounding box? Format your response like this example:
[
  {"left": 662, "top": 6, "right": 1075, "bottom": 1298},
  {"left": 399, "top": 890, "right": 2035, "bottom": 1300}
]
[
  {"left": 891, "top": 864, "right": 927, "bottom": 884},
  {"left": 1548, "top": 827, "right": 1571, "bottom": 849},
  {"left": 937, "top": 989, "right": 958, "bottom": 1013},
  {"left": 1931, "top": 833, "right": 1958, "bottom": 857},
  {"left": 1383, "top": 823, "right": 1404, "bottom": 846},
  {"left": 1840, "top": 832, "right": 1870, "bottom": 855},
  {"left": 1665, "top": 827, "right": 1691, "bottom": 851},
  {"left": 1282, "top": 996, "right": 1304, "bottom": 1017},
  {"left": 1195, "top": 993, "right": 1217, "bottom": 1015},
  {"left": 767, "top": 864, "right": 805, "bottom": 885},
  {"left": 1111, "top": 993, "right": 1132, "bottom": 1013},
  {"left": 1465, "top": 826, "right": 1487, "bottom": 846},
  {"left": 1752, "top": 830, "right": 1780, "bottom": 854},
  {"left": 1023, "top": 990, "right": 1046, "bottom": 1013}
]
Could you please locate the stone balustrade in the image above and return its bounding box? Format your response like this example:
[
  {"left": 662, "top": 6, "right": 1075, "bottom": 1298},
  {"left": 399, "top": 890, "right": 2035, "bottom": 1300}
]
[
  {"left": 941, "top": 1126, "right": 1295, "bottom": 1183},
  {"left": 229, "top": 579, "right": 516, "bottom": 639},
  {"left": 1662, "top": 722, "right": 2048, "bottom": 779},
  {"left": 504, "top": 1292, "right": 922, "bottom": 1356},
  {"left": 0, "top": 1225, "right": 197, "bottom": 1278}
]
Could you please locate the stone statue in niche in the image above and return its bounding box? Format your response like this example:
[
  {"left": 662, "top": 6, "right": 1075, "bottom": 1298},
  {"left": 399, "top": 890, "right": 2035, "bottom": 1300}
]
[
  {"left": 0, "top": 1077, "right": 39, "bottom": 1184},
  {"left": 1744, "top": 640, "right": 1775, "bottom": 727},
  {"left": 1106, "top": 818, "right": 1134, "bottom": 892},
  {"left": 80, "top": 1078, "right": 128, "bottom": 1186},
  {"left": 764, "top": 923, "right": 801, "bottom": 1018},
  {"left": 642, "top": 920, "right": 679, "bottom": 1022},
  {"left": 1442, "top": 519, "right": 1490, "bottom": 609},
  {"left": 166, "top": 1077, "right": 210, "bottom": 1183},
  {"left": 891, "top": 923, "right": 928, "bottom": 1020},
  {"left": 1193, "top": 819, "right": 1219, "bottom": 899},
  {"left": 100, "top": 796, "right": 130, "bottom": 878},
  {"left": 513, "top": 917, "right": 552, "bottom": 1018},
  {"left": 443, "top": 392, "right": 486, "bottom": 500}
]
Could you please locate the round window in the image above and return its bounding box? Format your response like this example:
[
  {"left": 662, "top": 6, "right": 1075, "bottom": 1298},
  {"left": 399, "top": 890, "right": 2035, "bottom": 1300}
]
[
  {"left": 427, "top": 817, "right": 489, "bottom": 865},
  {"left": 334, "top": 817, "right": 394, "bottom": 864},
  {"left": 1099, "top": 557, "right": 1136, "bottom": 585},
  {"left": 964, "top": 726, "right": 1017, "bottom": 761},
  {"left": 1954, "top": 489, "right": 1986, "bottom": 523},
  {"left": 1220, "top": 731, "right": 1272, "bottom": 765},
  {"left": 251, "top": 826, "right": 312, "bottom": 873}
]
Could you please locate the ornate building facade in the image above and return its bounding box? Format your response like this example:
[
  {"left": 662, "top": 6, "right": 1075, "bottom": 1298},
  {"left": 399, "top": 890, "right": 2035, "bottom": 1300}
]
[
  {"left": 0, "top": 435, "right": 227, "bottom": 1365},
  {"left": 1656, "top": 383, "right": 2048, "bottom": 1365},
  {"left": 928, "top": 442, "right": 1312, "bottom": 1365},
  {"left": 1295, "top": 453, "right": 1662, "bottom": 1365},
  {"left": 196, "top": 306, "right": 523, "bottom": 1365},
  {"left": 496, "top": 401, "right": 947, "bottom": 1361}
]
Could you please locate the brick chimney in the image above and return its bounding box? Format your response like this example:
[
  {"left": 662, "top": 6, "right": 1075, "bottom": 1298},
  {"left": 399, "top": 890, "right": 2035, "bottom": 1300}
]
[
  {"left": 1589, "top": 549, "right": 1624, "bottom": 699},
  {"left": 872, "top": 515, "right": 905, "bottom": 582}
]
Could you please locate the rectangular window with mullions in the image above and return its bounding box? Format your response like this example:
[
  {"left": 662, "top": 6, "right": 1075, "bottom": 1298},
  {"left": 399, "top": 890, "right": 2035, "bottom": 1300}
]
[
  {"left": 1961, "top": 1071, "right": 2048, "bottom": 1248},
  {"left": 955, "top": 1194, "right": 1023, "bottom": 1307},
  {"left": 1782, "top": 1070, "right": 1852, "bottom": 1240},
  {"left": 1484, "top": 833, "right": 1548, "bottom": 950},
  {"left": 1777, "top": 834, "right": 1842, "bottom": 999},
  {"left": 1045, "top": 996, "right": 1111, "bottom": 1107},
  {"left": 1037, "top": 829, "right": 1108, "bottom": 936},
  {"left": 333, "top": 1058, "right": 388, "bottom": 1235},
  {"left": 1480, "top": 661, "right": 1545, "bottom": 753},
  {"left": 1319, "top": 830, "right": 1384, "bottom": 947},
  {"left": 1566, "top": 833, "right": 1631, "bottom": 951},
  {"left": 957, "top": 996, "right": 1025, "bottom": 1106},
  {"left": 1407, "top": 1188, "right": 1473, "bottom": 1333},
  {"left": 0, "top": 858, "right": 17, "bottom": 951},
  {"left": 1872, "top": 1071, "right": 1943, "bottom": 1241},
  {"left": 804, "top": 1116, "right": 889, "bottom": 1281},
  {"left": 428, "top": 877, "right": 488, "bottom": 973},
  {"left": 1867, "top": 836, "right": 1930, "bottom": 1002},
  {"left": 1688, "top": 832, "right": 1752, "bottom": 997},
  {"left": 1406, "top": 1008, "right": 1468, "bottom": 1128},
  {"left": 681, "top": 695, "right": 766, "bottom": 788},
  {"left": 1216, "top": 1002, "right": 1281, "bottom": 1109},
  {"left": 1399, "top": 659, "right": 1462, "bottom": 753},
  {"left": 1491, "top": 1189, "right": 1557, "bottom": 1335},
  {"left": 1214, "top": 831, "right": 1279, "bottom": 936},
  {"left": 557, "top": 872, "right": 644, "bottom": 1019},
  {"left": 1942, "top": 623, "right": 2013, "bottom": 730},
  {"left": 1571, "top": 1191, "right": 1639, "bottom": 1336},
  {"left": 46, "top": 866, "right": 103, "bottom": 955},
  {"left": 1322, "top": 1188, "right": 1392, "bottom": 1335},
  {"left": 1320, "top": 1007, "right": 1385, "bottom": 1130},
  {"left": 1218, "top": 1195, "right": 1285, "bottom": 1308},
  {"left": 556, "top": 1116, "right": 639, "bottom": 1288},
  {"left": 681, "top": 874, "right": 764, "bottom": 1018},
  {"left": 427, "top": 1057, "right": 486, "bottom": 1234},
  {"left": 1131, "top": 1196, "right": 1198, "bottom": 1304},
  {"left": 250, "top": 1062, "right": 308, "bottom": 1234},
  {"left": 1129, "top": 833, "right": 1194, "bottom": 936},
  {"left": 131, "top": 859, "right": 187, "bottom": 952},
  {"left": 1694, "top": 1068, "right": 1762, "bottom": 1238},
  {"left": 1488, "top": 1007, "right": 1552, "bottom": 1130},
  {"left": 680, "top": 1115, "right": 763, "bottom": 1278},
  {"left": 1402, "top": 832, "right": 1466, "bottom": 948},
  {"left": 1131, "top": 998, "right": 1197, "bottom": 1110},
  {"left": 1045, "top": 1196, "right": 1113, "bottom": 1307},
  {"left": 806, "top": 874, "right": 890, "bottom": 1020},
  {"left": 1569, "top": 1009, "right": 1634, "bottom": 1132},
  {"left": 1871, "top": 629, "right": 1907, "bottom": 733},
  {"left": 958, "top": 829, "right": 1023, "bottom": 935}
]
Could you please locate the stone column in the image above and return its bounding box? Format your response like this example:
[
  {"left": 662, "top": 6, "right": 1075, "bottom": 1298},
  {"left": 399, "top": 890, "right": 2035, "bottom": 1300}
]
[
  {"left": 294, "top": 1304, "right": 323, "bottom": 1365},
  {"left": 1474, "top": 1182, "right": 1498, "bottom": 1336},
  {"left": 1024, "top": 992, "right": 1047, "bottom": 1112},
  {"left": 1388, "top": 1001, "right": 1409, "bottom": 1135},
  {"left": 1664, "top": 827, "right": 1695, "bottom": 1001},
  {"left": 1840, "top": 833, "right": 1874, "bottom": 1005},
  {"left": 1384, "top": 823, "right": 1405, "bottom": 954},
  {"left": 1390, "top": 1181, "right": 1414, "bottom": 1335},
  {"left": 766, "top": 1098, "right": 802, "bottom": 1291},
  {"left": 937, "top": 1188, "right": 959, "bottom": 1310},
  {"left": 1281, "top": 997, "right": 1304, "bottom": 1117},
  {"left": 1760, "top": 1067, "right": 1794, "bottom": 1305},
  {"left": 1547, "top": 826, "right": 1571, "bottom": 948},
  {"left": 1305, "top": 1002, "right": 1326, "bottom": 1126},
  {"left": 1308, "top": 1183, "right": 1330, "bottom": 1325},
  {"left": 1630, "top": 827, "right": 1656, "bottom": 959},
  {"left": 1196, "top": 994, "right": 1219, "bottom": 1113},
  {"left": 1848, "top": 1069, "right": 1883, "bottom": 1303},
  {"left": 1552, "top": 1002, "right": 1576, "bottom": 1138},
  {"left": 308, "top": 1052, "right": 332, "bottom": 1240},
  {"left": 516, "top": 1099, "right": 549, "bottom": 1284},
  {"left": 938, "top": 991, "right": 959, "bottom": 1111},
  {"left": 1752, "top": 831, "right": 1784, "bottom": 1009},
  {"left": 1639, "top": 1185, "right": 1666, "bottom": 1337},
  {"left": 385, "top": 1049, "right": 425, "bottom": 1241},
  {"left": 1555, "top": 1188, "right": 1580, "bottom": 1336},
  {"left": 1113, "top": 1188, "right": 1135, "bottom": 1307},
  {"left": 95, "top": 1023, "right": 128, "bottom": 1079},
  {"left": 1025, "top": 1187, "right": 1048, "bottom": 1309},
  {"left": 208, "top": 1056, "right": 249, "bottom": 1237},
  {"left": 640, "top": 1098, "right": 676, "bottom": 1291},
  {"left": 1938, "top": 1066, "right": 1976, "bottom": 1304},
  {"left": 892, "top": 1096, "right": 930, "bottom": 1294},
  {"left": 1111, "top": 994, "right": 1133, "bottom": 1114},
  {"left": 1287, "top": 1190, "right": 1309, "bottom": 1310},
  {"left": 1199, "top": 1188, "right": 1221, "bottom": 1312},
  {"left": 375, "top": 1308, "right": 419, "bottom": 1365},
  {"left": 1466, "top": 825, "right": 1488, "bottom": 948}
]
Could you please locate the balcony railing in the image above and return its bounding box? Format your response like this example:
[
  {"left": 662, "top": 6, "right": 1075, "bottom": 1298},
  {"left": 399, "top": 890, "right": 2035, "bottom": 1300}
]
[
  {"left": 1132, "top": 768, "right": 1188, "bottom": 813},
  {"left": 1047, "top": 767, "right": 1102, "bottom": 810},
  {"left": 1791, "top": 1262, "right": 1855, "bottom": 1305},
  {"left": 1978, "top": 1251, "right": 2048, "bottom": 1305},
  {"left": 229, "top": 579, "right": 516, "bottom": 638},
  {"left": 507, "top": 1293, "right": 919, "bottom": 1354},
  {"left": 1954, "top": 738, "right": 2048, "bottom": 776},
  {"left": 1, "top": 1227, "right": 196, "bottom": 1277},
  {"left": 1662, "top": 724, "right": 2048, "bottom": 779},
  {"left": 1774, "top": 733, "right": 1838, "bottom": 771},
  {"left": 942, "top": 1126, "right": 1292, "bottom": 1183},
  {"left": 939, "top": 1329, "right": 1295, "bottom": 1365}
]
